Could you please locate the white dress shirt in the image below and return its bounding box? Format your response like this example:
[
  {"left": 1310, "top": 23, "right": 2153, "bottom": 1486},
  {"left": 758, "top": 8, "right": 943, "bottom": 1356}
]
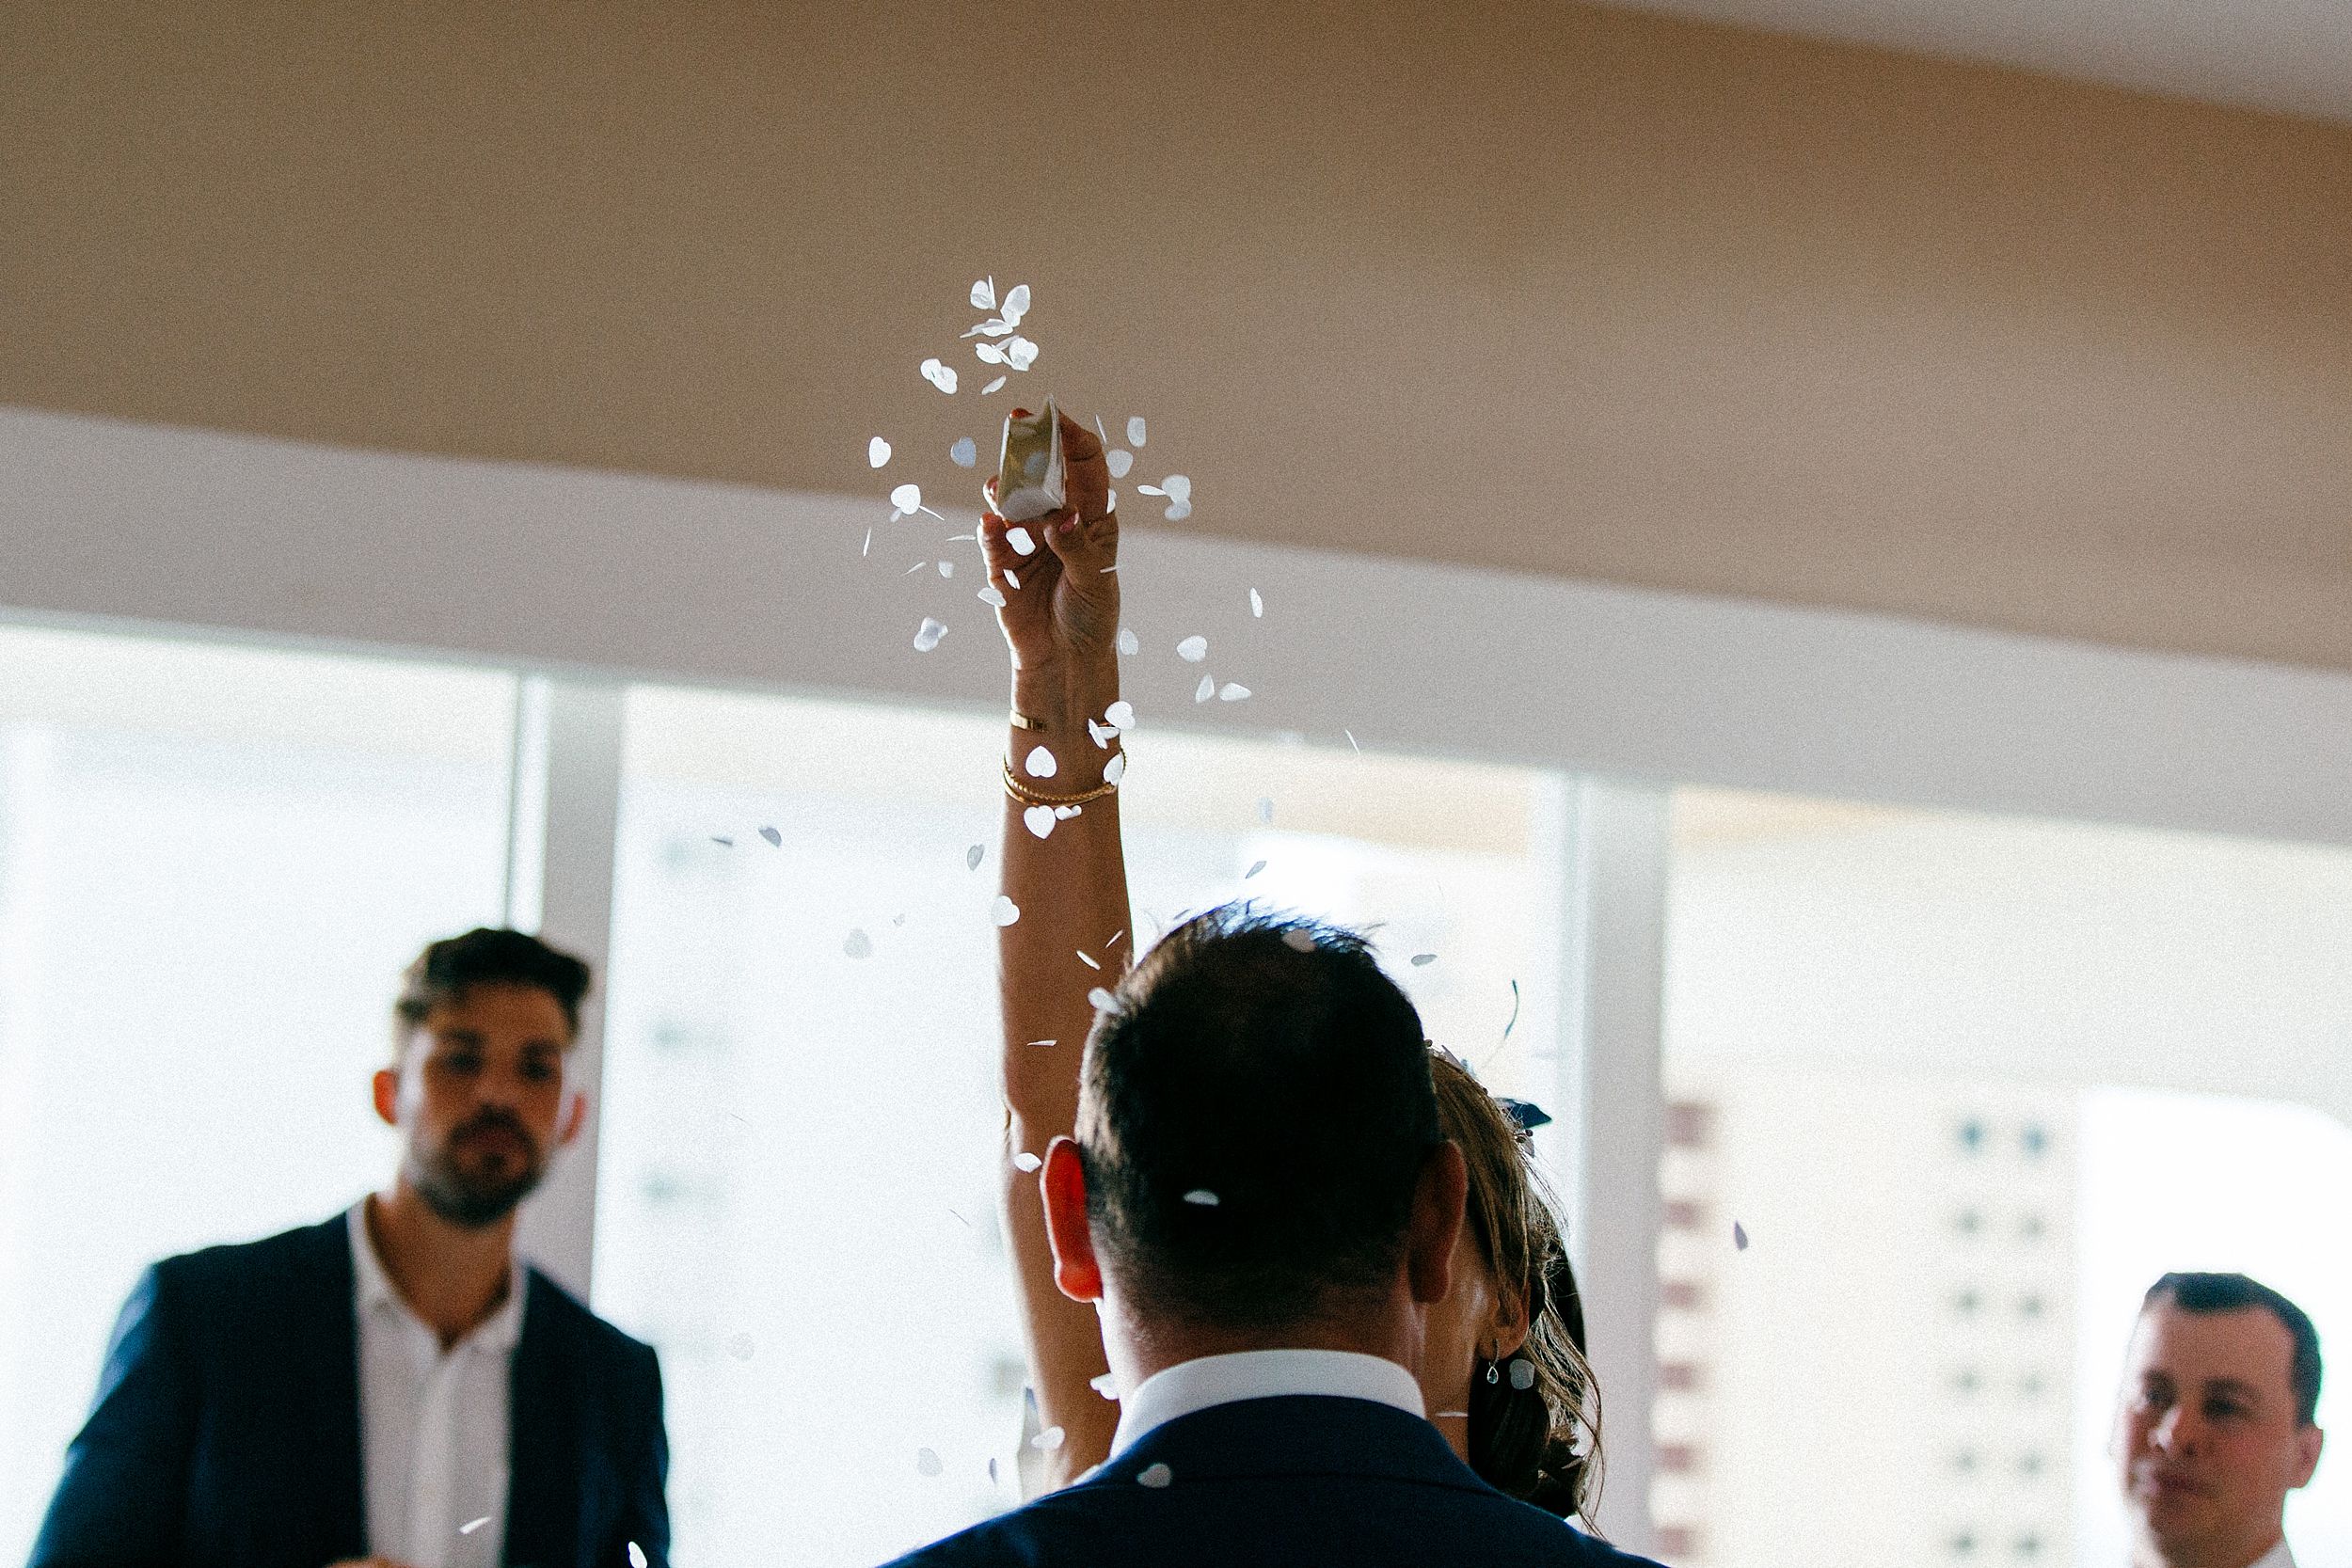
[
  {"left": 2247, "top": 1541, "right": 2296, "bottom": 1568},
  {"left": 348, "top": 1201, "right": 525, "bottom": 1568},
  {"left": 1108, "top": 1348, "right": 1427, "bottom": 1457}
]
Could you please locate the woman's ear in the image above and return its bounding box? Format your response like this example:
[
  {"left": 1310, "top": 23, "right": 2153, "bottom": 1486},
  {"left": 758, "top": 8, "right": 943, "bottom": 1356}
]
[{"left": 1491, "top": 1278, "right": 1534, "bottom": 1360}]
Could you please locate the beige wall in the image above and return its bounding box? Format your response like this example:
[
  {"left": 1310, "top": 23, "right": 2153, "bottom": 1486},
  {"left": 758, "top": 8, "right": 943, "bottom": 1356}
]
[{"left": 6, "top": 1, "right": 2348, "bottom": 669}]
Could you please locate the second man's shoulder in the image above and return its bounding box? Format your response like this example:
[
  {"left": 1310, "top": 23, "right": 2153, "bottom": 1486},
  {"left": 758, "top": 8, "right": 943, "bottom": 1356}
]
[{"left": 518, "top": 1265, "right": 661, "bottom": 1370}]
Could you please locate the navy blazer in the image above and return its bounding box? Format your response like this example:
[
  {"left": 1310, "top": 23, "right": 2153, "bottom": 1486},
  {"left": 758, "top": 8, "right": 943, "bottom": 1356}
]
[
  {"left": 882, "top": 1393, "right": 1667, "bottom": 1568},
  {"left": 30, "top": 1214, "right": 669, "bottom": 1568}
]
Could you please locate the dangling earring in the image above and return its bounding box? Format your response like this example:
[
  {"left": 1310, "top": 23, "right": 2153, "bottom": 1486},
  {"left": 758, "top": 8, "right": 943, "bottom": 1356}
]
[{"left": 1485, "top": 1361, "right": 1501, "bottom": 1385}]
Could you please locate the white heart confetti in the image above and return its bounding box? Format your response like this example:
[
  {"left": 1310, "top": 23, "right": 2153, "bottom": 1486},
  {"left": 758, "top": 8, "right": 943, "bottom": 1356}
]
[
  {"left": 1195, "top": 674, "right": 1215, "bottom": 703},
  {"left": 1054, "top": 803, "right": 1080, "bottom": 819},
  {"left": 1176, "top": 636, "right": 1208, "bottom": 662},
  {"left": 1005, "top": 568, "right": 1020, "bottom": 589},
  {"left": 1217, "top": 683, "right": 1251, "bottom": 702},
  {"left": 977, "top": 585, "right": 1007, "bottom": 608},
  {"left": 1249, "top": 588, "right": 1263, "bottom": 618},
  {"left": 1116, "top": 627, "right": 1139, "bottom": 656},
  {"left": 1245, "top": 860, "right": 1266, "bottom": 879},
  {"left": 1007, "top": 526, "right": 1037, "bottom": 556},
  {"left": 1032, "top": 1423, "right": 1065, "bottom": 1450},
  {"left": 973, "top": 340, "right": 1005, "bottom": 365},
  {"left": 1509, "top": 1358, "right": 1537, "bottom": 1390},
  {"left": 1087, "top": 986, "right": 1118, "bottom": 1012},
  {"left": 1025, "top": 745, "right": 1057, "bottom": 778},
  {"left": 1090, "top": 1372, "right": 1120, "bottom": 1399},
  {"left": 1012, "top": 1150, "right": 1042, "bottom": 1172},
  {"left": 759, "top": 826, "right": 781, "bottom": 847},
  {"left": 461, "top": 1516, "right": 491, "bottom": 1535},
  {"left": 918, "top": 1446, "right": 945, "bottom": 1476},
  {"left": 967, "top": 844, "right": 985, "bottom": 871},
  {"left": 920, "top": 358, "right": 958, "bottom": 393},
  {"left": 868, "top": 436, "right": 892, "bottom": 467},
  {"left": 1002, "top": 282, "right": 1031, "bottom": 324},
  {"left": 983, "top": 375, "right": 1007, "bottom": 395},
  {"left": 1005, "top": 336, "right": 1039, "bottom": 372},
  {"left": 1183, "top": 1189, "right": 1220, "bottom": 1206},
  {"left": 1104, "top": 700, "right": 1136, "bottom": 729},
  {"left": 1127, "top": 416, "right": 1147, "bottom": 447},
  {"left": 1138, "top": 1462, "right": 1173, "bottom": 1488},
  {"left": 1257, "top": 798, "right": 1274, "bottom": 823},
  {"left": 993, "top": 895, "right": 1021, "bottom": 927},
  {"left": 1025, "top": 804, "right": 1057, "bottom": 839},
  {"left": 1163, "top": 474, "right": 1191, "bottom": 499},
  {"left": 1282, "top": 927, "right": 1317, "bottom": 952},
  {"left": 949, "top": 436, "right": 978, "bottom": 467},
  {"left": 1411, "top": 952, "right": 1437, "bottom": 967},
  {"left": 1165, "top": 499, "right": 1193, "bottom": 521},
  {"left": 1105, "top": 449, "right": 1135, "bottom": 479},
  {"left": 630, "top": 1544, "right": 649, "bottom": 1568},
  {"left": 1136, "top": 484, "right": 1164, "bottom": 497},
  {"left": 1104, "top": 752, "right": 1127, "bottom": 785},
  {"left": 972, "top": 276, "right": 995, "bottom": 309},
  {"left": 891, "top": 483, "right": 922, "bottom": 512},
  {"left": 844, "top": 929, "right": 872, "bottom": 959},
  {"left": 937, "top": 560, "right": 954, "bottom": 578},
  {"left": 913, "top": 618, "right": 947, "bottom": 653}
]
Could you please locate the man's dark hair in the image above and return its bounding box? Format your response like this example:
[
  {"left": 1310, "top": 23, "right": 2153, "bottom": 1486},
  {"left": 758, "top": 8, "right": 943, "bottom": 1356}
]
[
  {"left": 1075, "top": 904, "right": 1442, "bottom": 1330},
  {"left": 2144, "top": 1272, "right": 2323, "bottom": 1427},
  {"left": 393, "top": 927, "right": 593, "bottom": 1044}
]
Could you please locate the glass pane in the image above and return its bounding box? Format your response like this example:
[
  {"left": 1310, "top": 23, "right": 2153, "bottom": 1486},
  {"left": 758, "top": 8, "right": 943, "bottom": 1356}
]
[
  {"left": 1658, "top": 789, "right": 2352, "bottom": 1568},
  {"left": 595, "top": 684, "right": 1565, "bottom": 1565},
  {"left": 0, "top": 623, "right": 516, "bottom": 1558}
]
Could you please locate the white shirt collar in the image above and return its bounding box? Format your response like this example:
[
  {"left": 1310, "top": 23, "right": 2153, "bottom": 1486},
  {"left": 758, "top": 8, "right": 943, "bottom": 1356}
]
[
  {"left": 2247, "top": 1541, "right": 2296, "bottom": 1568},
  {"left": 1109, "top": 1348, "right": 1425, "bottom": 1456},
  {"left": 346, "top": 1199, "right": 526, "bottom": 1354}
]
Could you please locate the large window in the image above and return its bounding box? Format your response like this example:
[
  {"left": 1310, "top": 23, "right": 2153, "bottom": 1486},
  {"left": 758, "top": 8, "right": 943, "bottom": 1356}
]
[
  {"left": 590, "top": 683, "right": 1567, "bottom": 1564},
  {"left": 1655, "top": 790, "right": 2352, "bottom": 1567},
  {"left": 0, "top": 624, "right": 517, "bottom": 1559}
]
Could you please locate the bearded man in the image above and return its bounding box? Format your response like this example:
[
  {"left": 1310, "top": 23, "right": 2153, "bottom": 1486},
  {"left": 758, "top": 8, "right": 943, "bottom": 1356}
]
[{"left": 31, "top": 928, "right": 669, "bottom": 1568}]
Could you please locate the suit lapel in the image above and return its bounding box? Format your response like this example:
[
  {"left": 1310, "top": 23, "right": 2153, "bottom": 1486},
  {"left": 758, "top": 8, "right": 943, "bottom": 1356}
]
[
  {"left": 298, "top": 1214, "right": 370, "bottom": 1559},
  {"left": 503, "top": 1272, "right": 578, "bottom": 1568}
]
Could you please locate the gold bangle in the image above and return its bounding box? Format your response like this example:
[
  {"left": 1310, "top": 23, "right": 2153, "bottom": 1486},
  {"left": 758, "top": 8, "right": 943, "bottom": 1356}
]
[
  {"left": 1009, "top": 710, "right": 1047, "bottom": 732},
  {"left": 1003, "top": 756, "right": 1120, "bottom": 809}
]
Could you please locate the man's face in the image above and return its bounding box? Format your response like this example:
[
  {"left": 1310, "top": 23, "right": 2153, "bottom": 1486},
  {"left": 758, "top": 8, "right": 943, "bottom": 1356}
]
[
  {"left": 375, "top": 982, "right": 581, "bottom": 1228},
  {"left": 2113, "top": 1301, "right": 2324, "bottom": 1564}
]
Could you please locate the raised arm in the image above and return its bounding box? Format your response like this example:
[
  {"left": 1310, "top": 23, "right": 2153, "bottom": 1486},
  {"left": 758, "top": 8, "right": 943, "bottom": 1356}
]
[{"left": 978, "top": 409, "right": 1129, "bottom": 1486}]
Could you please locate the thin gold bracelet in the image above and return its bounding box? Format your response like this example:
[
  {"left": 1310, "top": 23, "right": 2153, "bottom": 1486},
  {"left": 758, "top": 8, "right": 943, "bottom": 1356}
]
[
  {"left": 1009, "top": 710, "right": 1047, "bottom": 732},
  {"left": 1003, "top": 756, "right": 1121, "bottom": 809}
]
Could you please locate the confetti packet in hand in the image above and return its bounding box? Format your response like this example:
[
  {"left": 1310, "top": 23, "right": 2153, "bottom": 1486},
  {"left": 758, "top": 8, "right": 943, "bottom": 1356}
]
[{"left": 992, "top": 397, "right": 1065, "bottom": 523}]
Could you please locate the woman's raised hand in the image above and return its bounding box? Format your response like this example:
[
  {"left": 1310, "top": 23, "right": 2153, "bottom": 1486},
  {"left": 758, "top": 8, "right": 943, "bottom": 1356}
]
[{"left": 979, "top": 409, "right": 1120, "bottom": 683}]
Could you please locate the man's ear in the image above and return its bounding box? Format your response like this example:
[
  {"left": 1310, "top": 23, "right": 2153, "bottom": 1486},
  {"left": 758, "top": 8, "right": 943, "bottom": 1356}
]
[
  {"left": 372, "top": 1066, "right": 400, "bottom": 1130},
  {"left": 2292, "top": 1424, "right": 2325, "bottom": 1490},
  {"left": 1040, "top": 1136, "right": 1103, "bottom": 1303},
  {"left": 1407, "top": 1141, "right": 1469, "bottom": 1307}
]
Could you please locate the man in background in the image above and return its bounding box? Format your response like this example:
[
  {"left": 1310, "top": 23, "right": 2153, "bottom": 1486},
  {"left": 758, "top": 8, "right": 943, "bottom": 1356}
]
[
  {"left": 884, "top": 906, "right": 1662, "bottom": 1568},
  {"left": 2114, "top": 1272, "right": 2324, "bottom": 1568},
  {"left": 32, "top": 928, "right": 669, "bottom": 1568}
]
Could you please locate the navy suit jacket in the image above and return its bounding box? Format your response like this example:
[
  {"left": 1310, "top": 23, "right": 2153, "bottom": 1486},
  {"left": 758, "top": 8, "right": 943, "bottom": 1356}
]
[
  {"left": 882, "top": 1394, "right": 1667, "bottom": 1568},
  {"left": 30, "top": 1214, "right": 669, "bottom": 1568}
]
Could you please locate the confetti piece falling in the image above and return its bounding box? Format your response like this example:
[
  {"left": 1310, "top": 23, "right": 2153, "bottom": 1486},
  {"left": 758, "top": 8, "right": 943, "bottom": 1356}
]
[
  {"left": 982, "top": 375, "right": 1007, "bottom": 395},
  {"left": 1176, "top": 635, "right": 1208, "bottom": 662},
  {"left": 904, "top": 561, "right": 929, "bottom": 575},
  {"left": 913, "top": 618, "right": 948, "bottom": 653},
  {"left": 1105, "top": 700, "right": 1136, "bottom": 729},
  {"left": 1002, "top": 282, "right": 1031, "bottom": 324},
  {"left": 1090, "top": 1371, "right": 1120, "bottom": 1399},
  {"left": 920, "top": 358, "right": 958, "bottom": 394},
  {"left": 1105, "top": 449, "right": 1135, "bottom": 479},
  {"left": 1005, "top": 568, "right": 1020, "bottom": 589},
  {"left": 1183, "top": 1189, "right": 1220, "bottom": 1206},
  {"left": 1032, "top": 1424, "right": 1066, "bottom": 1451},
  {"left": 1249, "top": 588, "right": 1263, "bottom": 618},
  {"left": 1024, "top": 805, "right": 1057, "bottom": 839},
  {"left": 1116, "top": 627, "right": 1139, "bottom": 656},
  {"left": 758, "top": 826, "right": 782, "bottom": 848},
  {"left": 1013, "top": 1151, "right": 1042, "bottom": 1172},
  {"left": 1127, "top": 416, "right": 1147, "bottom": 447},
  {"left": 1411, "top": 953, "right": 1437, "bottom": 967},
  {"left": 1282, "top": 927, "right": 1317, "bottom": 953},
  {"left": 710, "top": 835, "right": 733, "bottom": 847},
  {"left": 868, "top": 436, "right": 892, "bottom": 467},
  {"left": 972, "top": 277, "right": 995, "bottom": 310},
  {"left": 1434, "top": 1409, "right": 1470, "bottom": 1419},
  {"left": 862, "top": 528, "right": 872, "bottom": 557},
  {"left": 1503, "top": 979, "right": 1521, "bottom": 1039},
  {"left": 891, "top": 482, "right": 922, "bottom": 513},
  {"left": 1195, "top": 675, "right": 1216, "bottom": 703},
  {"left": 843, "top": 929, "right": 872, "bottom": 959},
  {"left": 1245, "top": 860, "right": 1266, "bottom": 879},
  {"left": 630, "top": 1544, "right": 649, "bottom": 1568},
  {"left": 989, "top": 1458, "right": 1000, "bottom": 1485},
  {"left": 1257, "top": 797, "right": 1274, "bottom": 823},
  {"left": 1007, "top": 526, "right": 1037, "bottom": 556},
  {"left": 1734, "top": 1221, "right": 1750, "bottom": 1251},
  {"left": 1087, "top": 986, "right": 1118, "bottom": 1012},
  {"left": 1089, "top": 719, "right": 1118, "bottom": 748},
  {"left": 1077, "top": 950, "right": 1101, "bottom": 969},
  {"left": 1345, "top": 728, "right": 1360, "bottom": 754},
  {"left": 1005, "top": 336, "right": 1039, "bottom": 372},
  {"left": 1025, "top": 745, "right": 1057, "bottom": 778},
  {"left": 1217, "top": 683, "right": 1251, "bottom": 702},
  {"left": 1104, "top": 752, "right": 1128, "bottom": 785},
  {"left": 949, "top": 436, "right": 978, "bottom": 467},
  {"left": 967, "top": 844, "right": 985, "bottom": 871},
  {"left": 917, "top": 1447, "right": 945, "bottom": 1477},
  {"left": 1138, "top": 1462, "right": 1174, "bottom": 1488},
  {"left": 460, "top": 1516, "right": 491, "bottom": 1536},
  {"left": 937, "top": 560, "right": 954, "bottom": 578},
  {"left": 1027, "top": 1037, "right": 1057, "bottom": 1048},
  {"left": 1509, "top": 1359, "right": 1537, "bottom": 1391},
  {"left": 977, "top": 585, "right": 1007, "bottom": 608},
  {"left": 993, "top": 895, "right": 1021, "bottom": 927}
]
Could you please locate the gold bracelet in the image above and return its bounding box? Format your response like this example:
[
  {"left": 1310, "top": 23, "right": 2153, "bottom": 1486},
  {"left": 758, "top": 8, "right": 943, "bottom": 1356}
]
[
  {"left": 1003, "top": 756, "right": 1121, "bottom": 809},
  {"left": 1009, "top": 710, "right": 1047, "bottom": 732}
]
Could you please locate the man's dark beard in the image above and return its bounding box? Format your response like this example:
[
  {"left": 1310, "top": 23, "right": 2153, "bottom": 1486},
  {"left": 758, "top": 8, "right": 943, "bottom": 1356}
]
[{"left": 412, "top": 1110, "right": 546, "bottom": 1228}]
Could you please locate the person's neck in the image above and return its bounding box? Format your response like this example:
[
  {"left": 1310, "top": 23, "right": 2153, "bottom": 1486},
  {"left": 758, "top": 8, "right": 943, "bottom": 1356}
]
[
  {"left": 364, "top": 1185, "right": 517, "bottom": 1350},
  {"left": 2131, "top": 1522, "right": 2287, "bottom": 1568},
  {"left": 1104, "top": 1285, "right": 1422, "bottom": 1389}
]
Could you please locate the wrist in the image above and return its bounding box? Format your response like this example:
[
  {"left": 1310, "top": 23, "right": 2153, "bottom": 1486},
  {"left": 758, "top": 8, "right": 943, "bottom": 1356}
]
[{"left": 1009, "top": 657, "right": 1120, "bottom": 725}]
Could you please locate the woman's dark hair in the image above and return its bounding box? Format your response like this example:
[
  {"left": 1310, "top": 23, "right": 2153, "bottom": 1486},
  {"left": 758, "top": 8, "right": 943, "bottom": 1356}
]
[
  {"left": 1076, "top": 905, "right": 1441, "bottom": 1330},
  {"left": 1434, "top": 1051, "right": 1605, "bottom": 1522},
  {"left": 393, "top": 927, "right": 593, "bottom": 1044}
]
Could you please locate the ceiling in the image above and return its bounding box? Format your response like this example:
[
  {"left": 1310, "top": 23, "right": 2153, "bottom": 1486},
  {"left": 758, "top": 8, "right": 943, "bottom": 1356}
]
[{"left": 1611, "top": 0, "right": 2352, "bottom": 122}]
